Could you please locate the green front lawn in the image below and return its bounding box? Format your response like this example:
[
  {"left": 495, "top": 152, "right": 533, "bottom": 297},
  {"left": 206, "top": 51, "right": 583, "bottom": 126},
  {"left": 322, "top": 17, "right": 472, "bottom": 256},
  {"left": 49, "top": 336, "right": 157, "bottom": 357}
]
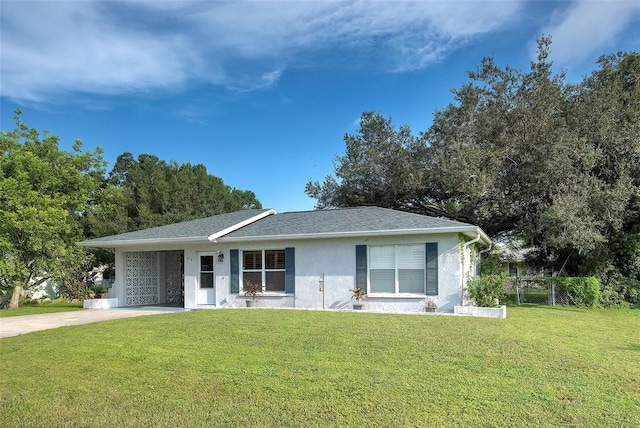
[
  {"left": 1, "top": 307, "right": 639, "bottom": 427},
  {"left": 0, "top": 300, "right": 83, "bottom": 317}
]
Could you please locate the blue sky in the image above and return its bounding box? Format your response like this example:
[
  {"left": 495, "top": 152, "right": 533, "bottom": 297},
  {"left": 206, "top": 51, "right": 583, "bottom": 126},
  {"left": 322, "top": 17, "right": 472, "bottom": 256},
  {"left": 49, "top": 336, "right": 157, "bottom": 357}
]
[{"left": 2, "top": 1, "right": 639, "bottom": 213}]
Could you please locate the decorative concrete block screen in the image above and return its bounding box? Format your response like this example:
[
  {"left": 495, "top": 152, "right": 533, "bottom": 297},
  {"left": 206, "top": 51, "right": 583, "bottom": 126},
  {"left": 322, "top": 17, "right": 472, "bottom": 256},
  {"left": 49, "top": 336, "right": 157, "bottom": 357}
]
[
  {"left": 165, "top": 251, "right": 183, "bottom": 304},
  {"left": 124, "top": 251, "right": 159, "bottom": 306}
]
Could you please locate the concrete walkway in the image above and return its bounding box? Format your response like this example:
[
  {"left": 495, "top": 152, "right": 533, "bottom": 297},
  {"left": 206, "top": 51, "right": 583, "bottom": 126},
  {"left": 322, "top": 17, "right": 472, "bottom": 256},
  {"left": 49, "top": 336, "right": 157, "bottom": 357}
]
[{"left": 0, "top": 306, "right": 188, "bottom": 339}]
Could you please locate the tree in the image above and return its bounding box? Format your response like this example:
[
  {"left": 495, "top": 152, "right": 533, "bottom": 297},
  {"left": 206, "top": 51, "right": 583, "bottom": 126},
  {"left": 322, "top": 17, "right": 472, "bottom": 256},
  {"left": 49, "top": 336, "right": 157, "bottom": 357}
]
[
  {"left": 0, "top": 110, "right": 105, "bottom": 308},
  {"left": 428, "top": 37, "right": 637, "bottom": 269},
  {"left": 306, "top": 38, "right": 640, "bottom": 298},
  {"left": 568, "top": 51, "right": 640, "bottom": 303},
  {"left": 305, "top": 111, "right": 425, "bottom": 211},
  {"left": 1, "top": 111, "right": 264, "bottom": 308},
  {"left": 82, "top": 152, "right": 262, "bottom": 240}
]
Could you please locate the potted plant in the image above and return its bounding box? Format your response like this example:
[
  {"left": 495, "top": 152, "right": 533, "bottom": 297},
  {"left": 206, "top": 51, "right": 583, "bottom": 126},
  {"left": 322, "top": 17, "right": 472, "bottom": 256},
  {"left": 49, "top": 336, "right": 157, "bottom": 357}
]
[
  {"left": 350, "top": 287, "right": 366, "bottom": 310},
  {"left": 422, "top": 297, "right": 438, "bottom": 313},
  {"left": 244, "top": 280, "right": 261, "bottom": 307},
  {"left": 90, "top": 286, "right": 109, "bottom": 299}
]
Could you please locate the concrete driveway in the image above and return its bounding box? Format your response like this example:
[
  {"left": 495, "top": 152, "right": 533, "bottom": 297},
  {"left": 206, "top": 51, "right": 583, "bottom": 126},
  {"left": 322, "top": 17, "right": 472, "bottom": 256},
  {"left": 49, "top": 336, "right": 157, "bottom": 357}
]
[{"left": 0, "top": 307, "right": 188, "bottom": 339}]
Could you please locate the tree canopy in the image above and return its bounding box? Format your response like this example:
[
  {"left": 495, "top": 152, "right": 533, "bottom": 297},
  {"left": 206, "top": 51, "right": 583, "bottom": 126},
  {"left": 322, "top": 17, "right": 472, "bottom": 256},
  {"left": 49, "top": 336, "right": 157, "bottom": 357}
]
[
  {"left": 0, "top": 110, "right": 105, "bottom": 308},
  {"left": 81, "top": 152, "right": 261, "bottom": 239},
  {"left": 1, "top": 111, "right": 262, "bottom": 308},
  {"left": 306, "top": 38, "right": 640, "bottom": 303}
]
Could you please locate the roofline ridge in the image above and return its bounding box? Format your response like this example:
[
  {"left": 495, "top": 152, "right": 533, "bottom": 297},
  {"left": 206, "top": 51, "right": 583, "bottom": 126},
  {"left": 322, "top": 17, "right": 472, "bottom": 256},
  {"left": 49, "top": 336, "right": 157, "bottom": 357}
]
[{"left": 207, "top": 209, "right": 276, "bottom": 242}]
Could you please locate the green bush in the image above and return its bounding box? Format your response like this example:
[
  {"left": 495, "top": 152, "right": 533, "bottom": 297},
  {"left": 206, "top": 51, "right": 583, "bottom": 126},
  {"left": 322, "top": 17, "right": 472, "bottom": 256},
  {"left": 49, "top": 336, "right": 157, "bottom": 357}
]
[
  {"left": 598, "top": 270, "right": 640, "bottom": 307},
  {"left": 599, "top": 286, "right": 631, "bottom": 309},
  {"left": 467, "top": 274, "right": 508, "bottom": 307},
  {"left": 478, "top": 250, "right": 504, "bottom": 276},
  {"left": 554, "top": 277, "right": 600, "bottom": 308},
  {"left": 94, "top": 286, "right": 109, "bottom": 294}
]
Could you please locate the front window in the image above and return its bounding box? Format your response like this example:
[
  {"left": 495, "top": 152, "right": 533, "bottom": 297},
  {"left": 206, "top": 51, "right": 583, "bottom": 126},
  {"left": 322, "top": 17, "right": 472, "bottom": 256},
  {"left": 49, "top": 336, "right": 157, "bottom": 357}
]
[
  {"left": 243, "top": 249, "right": 285, "bottom": 292},
  {"left": 369, "top": 245, "right": 425, "bottom": 294}
]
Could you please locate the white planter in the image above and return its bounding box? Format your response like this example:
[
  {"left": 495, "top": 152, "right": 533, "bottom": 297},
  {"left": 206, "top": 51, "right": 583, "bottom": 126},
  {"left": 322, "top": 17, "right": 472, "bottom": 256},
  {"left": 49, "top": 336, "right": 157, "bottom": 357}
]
[
  {"left": 454, "top": 305, "right": 506, "bottom": 318},
  {"left": 83, "top": 298, "right": 119, "bottom": 309}
]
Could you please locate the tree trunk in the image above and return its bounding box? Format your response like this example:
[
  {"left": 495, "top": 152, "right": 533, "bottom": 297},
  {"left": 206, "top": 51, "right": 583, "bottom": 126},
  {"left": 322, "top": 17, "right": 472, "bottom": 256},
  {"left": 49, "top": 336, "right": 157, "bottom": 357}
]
[{"left": 8, "top": 286, "right": 23, "bottom": 309}]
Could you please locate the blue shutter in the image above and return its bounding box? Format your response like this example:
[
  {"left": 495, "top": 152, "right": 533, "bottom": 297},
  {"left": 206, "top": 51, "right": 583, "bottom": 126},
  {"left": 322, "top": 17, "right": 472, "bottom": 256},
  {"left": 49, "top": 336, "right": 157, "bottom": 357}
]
[
  {"left": 356, "top": 245, "right": 367, "bottom": 290},
  {"left": 285, "top": 247, "right": 295, "bottom": 294},
  {"left": 425, "top": 243, "right": 438, "bottom": 295},
  {"left": 230, "top": 249, "right": 239, "bottom": 294}
]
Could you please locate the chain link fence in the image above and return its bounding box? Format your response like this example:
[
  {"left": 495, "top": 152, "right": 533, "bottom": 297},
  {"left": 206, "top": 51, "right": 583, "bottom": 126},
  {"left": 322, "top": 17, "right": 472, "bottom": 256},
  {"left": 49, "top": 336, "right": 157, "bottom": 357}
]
[{"left": 506, "top": 277, "right": 573, "bottom": 305}]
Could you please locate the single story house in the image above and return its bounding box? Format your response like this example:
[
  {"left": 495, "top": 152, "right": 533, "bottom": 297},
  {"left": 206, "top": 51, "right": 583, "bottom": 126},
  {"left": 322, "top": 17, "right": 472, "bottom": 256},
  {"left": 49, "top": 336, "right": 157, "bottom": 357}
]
[
  {"left": 495, "top": 242, "right": 553, "bottom": 278},
  {"left": 78, "top": 207, "right": 491, "bottom": 313}
]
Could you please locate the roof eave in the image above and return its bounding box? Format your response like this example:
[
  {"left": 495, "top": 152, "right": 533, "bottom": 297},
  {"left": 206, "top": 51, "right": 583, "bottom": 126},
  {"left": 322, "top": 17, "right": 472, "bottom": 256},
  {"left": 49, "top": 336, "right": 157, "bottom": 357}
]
[
  {"left": 76, "top": 236, "right": 209, "bottom": 248},
  {"left": 219, "top": 226, "right": 491, "bottom": 243}
]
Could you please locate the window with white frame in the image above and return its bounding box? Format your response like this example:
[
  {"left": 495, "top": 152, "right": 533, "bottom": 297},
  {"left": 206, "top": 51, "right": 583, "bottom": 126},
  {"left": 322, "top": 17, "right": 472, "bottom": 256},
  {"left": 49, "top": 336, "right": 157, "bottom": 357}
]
[
  {"left": 242, "top": 249, "right": 286, "bottom": 292},
  {"left": 369, "top": 245, "right": 425, "bottom": 294}
]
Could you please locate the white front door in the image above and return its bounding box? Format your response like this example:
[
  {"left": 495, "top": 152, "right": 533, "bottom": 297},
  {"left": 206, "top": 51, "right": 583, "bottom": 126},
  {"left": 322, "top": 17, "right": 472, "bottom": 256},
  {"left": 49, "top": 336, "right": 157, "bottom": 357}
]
[{"left": 198, "top": 253, "right": 216, "bottom": 305}]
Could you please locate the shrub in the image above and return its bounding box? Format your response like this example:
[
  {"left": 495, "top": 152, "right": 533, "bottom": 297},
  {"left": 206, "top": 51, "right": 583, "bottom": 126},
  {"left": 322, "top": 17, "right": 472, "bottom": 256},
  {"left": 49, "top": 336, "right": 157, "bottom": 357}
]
[
  {"left": 554, "top": 277, "right": 600, "bottom": 308},
  {"left": 598, "top": 270, "right": 640, "bottom": 307},
  {"left": 599, "top": 286, "right": 631, "bottom": 309},
  {"left": 91, "top": 286, "right": 109, "bottom": 295},
  {"left": 466, "top": 274, "right": 508, "bottom": 307},
  {"left": 478, "top": 250, "right": 504, "bottom": 276}
]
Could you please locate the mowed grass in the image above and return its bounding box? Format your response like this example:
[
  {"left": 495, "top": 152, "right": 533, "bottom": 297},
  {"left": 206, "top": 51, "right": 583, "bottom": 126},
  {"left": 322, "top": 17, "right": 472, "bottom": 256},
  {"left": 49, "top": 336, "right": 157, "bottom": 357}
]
[
  {"left": 1, "top": 307, "right": 639, "bottom": 427},
  {"left": 0, "top": 300, "right": 83, "bottom": 318}
]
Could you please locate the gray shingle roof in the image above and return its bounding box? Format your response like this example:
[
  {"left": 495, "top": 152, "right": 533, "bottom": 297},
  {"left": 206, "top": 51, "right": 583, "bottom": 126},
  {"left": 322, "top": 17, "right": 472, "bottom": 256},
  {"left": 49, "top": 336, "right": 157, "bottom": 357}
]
[
  {"left": 78, "top": 209, "right": 272, "bottom": 246},
  {"left": 224, "top": 206, "right": 475, "bottom": 239},
  {"left": 78, "top": 206, "right": 488, "bottom": 247}
]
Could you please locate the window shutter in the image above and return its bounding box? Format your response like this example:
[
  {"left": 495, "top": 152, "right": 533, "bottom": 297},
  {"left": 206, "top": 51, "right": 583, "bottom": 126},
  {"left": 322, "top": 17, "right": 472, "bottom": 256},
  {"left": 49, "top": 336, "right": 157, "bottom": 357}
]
[
  {"left": 230, "top": 249, "right": 239, "bottom": 294},
  {"left": 425, "top": 243, "right": 438, "bottom": 295},
  {"left": 356, "top": 245, "right": 367, "bottom": 289},
  {"left": 285, "top": 247, "right": 295, "bottom": 294}
]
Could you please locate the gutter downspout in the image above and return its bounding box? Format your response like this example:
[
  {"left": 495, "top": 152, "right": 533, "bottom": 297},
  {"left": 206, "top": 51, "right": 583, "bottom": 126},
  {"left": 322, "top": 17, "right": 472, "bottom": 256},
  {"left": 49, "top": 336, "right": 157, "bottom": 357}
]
[
  {"left": 461, "top": 231, "right": 482, "bottom": 306},
  {"left": 478, "top": 242, "right": 493, "bottom": 264}
]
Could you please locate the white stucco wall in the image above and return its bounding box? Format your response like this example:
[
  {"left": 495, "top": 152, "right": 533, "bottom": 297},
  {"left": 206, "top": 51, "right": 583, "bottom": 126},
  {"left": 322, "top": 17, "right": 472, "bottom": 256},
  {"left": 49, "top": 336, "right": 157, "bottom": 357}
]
[{"left": 111, "top": 233, "right": 465, "bottom": 313}]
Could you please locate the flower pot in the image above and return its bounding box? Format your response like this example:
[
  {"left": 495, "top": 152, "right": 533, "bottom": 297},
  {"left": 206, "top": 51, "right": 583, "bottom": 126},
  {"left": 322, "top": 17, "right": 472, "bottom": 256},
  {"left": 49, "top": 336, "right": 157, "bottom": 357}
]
[
  {"left": 424, "top": 307, "right": 436, "bottom": 313},
  {"left": 353, "top": 303, "right": 364, "bottom": 310},
  {"left": 246, "top": 300, "right": 255, "bottom": 307}
]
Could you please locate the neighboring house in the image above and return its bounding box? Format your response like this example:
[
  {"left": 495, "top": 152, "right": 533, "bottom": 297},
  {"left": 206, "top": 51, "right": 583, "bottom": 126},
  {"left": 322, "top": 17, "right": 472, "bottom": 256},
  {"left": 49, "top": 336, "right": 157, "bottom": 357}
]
[
  {"left": 78, "top": 207, "right": 491, "bottom": 313},
  {"left": 497, "top": 243, "right": 553, "bottom": 278},
  {"left": 29, "top": 278, "right": 60, "bottom": 301},
  {"left": 28, "top": 266, "right": 113, "bottom": 301}
]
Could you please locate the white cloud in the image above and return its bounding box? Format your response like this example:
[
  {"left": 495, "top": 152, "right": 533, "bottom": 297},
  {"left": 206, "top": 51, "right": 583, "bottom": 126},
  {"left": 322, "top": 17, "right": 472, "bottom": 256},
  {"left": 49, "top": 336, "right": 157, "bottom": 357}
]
[
  {"left": 1, "top": 1, "right": 201, "bottom": 101},
  {"left": 1, "top": 0, "right": 523, "bottom": 102},
  {"left": 540, "top": 0, "right": 640, "bottom": 66}
]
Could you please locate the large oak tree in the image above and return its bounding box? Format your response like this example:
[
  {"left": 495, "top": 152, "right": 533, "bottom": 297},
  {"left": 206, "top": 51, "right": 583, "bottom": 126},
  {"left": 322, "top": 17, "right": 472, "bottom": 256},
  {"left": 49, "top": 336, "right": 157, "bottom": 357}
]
[{"left": 306, "top": 38, "right": 639, "bottom": 301}]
